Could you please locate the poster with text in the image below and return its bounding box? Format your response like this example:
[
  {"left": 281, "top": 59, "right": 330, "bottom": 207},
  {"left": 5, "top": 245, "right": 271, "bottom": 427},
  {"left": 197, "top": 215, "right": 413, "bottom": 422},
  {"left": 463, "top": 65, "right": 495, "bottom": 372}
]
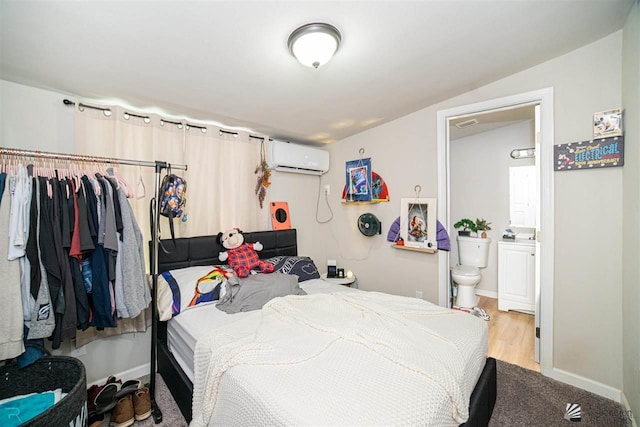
[{"left": 554, "top": 136, "right": 624, "bottom": 171}]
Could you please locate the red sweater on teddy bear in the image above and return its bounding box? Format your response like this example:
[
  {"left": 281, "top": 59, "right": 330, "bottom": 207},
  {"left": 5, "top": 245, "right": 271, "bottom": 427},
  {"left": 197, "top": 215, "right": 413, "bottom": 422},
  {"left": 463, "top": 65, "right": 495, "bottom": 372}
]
[{"left": 227, "top": 243, "right": 275, "bottom": 278}]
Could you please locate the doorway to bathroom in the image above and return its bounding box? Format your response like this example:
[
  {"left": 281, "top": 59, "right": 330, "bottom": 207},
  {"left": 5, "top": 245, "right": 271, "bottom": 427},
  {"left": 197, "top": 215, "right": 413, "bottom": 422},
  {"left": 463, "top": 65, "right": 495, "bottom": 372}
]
[{"left": 436, "top": 88, "right": 555, "bottom": 375}]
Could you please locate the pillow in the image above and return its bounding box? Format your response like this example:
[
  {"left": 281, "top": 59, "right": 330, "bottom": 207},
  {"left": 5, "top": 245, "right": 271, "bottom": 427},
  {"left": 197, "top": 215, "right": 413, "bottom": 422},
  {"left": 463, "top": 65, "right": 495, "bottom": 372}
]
[
  {"left": 157, "top": 265, "right": 233, "bottom": 320},
  {"left": 262, "top": 256, "right": 320, "bottom": 282}
]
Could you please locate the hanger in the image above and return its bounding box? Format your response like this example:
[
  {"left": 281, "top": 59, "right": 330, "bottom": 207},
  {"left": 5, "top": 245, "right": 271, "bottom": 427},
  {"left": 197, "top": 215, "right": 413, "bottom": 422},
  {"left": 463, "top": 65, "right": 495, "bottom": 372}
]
[{"left": 135, "top": 165, "right": 146, "bottom": 200}]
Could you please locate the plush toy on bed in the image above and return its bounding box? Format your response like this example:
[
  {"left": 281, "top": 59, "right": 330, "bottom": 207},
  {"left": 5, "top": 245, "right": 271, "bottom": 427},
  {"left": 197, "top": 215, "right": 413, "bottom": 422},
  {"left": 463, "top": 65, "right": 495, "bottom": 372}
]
[{"left": 217, "top": 228, "right": 275, "bottom": 278}]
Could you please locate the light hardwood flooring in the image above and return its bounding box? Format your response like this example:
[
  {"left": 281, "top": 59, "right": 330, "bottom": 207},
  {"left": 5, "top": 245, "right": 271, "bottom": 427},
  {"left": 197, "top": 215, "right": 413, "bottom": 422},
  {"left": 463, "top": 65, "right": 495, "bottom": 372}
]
[{"left": 476, "top": 295, "right": 540, "bottom": 372}]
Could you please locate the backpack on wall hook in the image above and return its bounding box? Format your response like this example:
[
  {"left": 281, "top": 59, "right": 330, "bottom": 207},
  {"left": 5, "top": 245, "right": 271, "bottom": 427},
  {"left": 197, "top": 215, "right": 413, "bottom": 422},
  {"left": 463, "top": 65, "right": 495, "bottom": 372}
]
[
  {"left": 154, "top": 169, "right": 187, "bottom": 252},
  {"left": 160, "top": 172, "right": 187, "bottom": 221}
]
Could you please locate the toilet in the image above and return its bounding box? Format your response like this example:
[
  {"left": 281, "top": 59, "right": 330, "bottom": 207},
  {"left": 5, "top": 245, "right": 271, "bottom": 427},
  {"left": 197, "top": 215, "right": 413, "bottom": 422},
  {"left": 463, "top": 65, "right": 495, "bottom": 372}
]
[{"left": 452, "top": 236, "right": 491, "bottom": 308}]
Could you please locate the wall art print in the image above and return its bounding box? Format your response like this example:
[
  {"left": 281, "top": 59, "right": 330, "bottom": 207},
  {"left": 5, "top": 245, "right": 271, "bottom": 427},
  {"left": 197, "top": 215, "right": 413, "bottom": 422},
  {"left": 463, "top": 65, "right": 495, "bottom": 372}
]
[
  {"left": 345, "top": 158, "right": 372, "bottom": 202},
  {"left": 593, "top": 108, "right": 623, "bottom": 138},
  {"left": 400, "top": 197, "right": 437, "bottom": 249}
]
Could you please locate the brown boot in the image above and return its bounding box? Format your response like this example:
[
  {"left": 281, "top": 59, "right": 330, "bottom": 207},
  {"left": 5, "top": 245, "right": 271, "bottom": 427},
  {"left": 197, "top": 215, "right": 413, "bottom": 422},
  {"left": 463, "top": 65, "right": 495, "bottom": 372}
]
[
  {"left": 133, "top": 386, "right": 152, "bottom": 421},
  {"left": 110, "top": 394, "right": 134, "bottom": 427}
]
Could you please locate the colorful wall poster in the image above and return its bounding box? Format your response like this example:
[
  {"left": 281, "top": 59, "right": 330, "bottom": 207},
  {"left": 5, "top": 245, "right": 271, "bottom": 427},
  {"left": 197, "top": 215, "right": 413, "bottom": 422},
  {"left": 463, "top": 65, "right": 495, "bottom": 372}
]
[
  {"left": 345, "top": 158, "right": 372, "bottom": 201},
  {"left": 554, "top": 136, "right": 624, "bottom": 171}
]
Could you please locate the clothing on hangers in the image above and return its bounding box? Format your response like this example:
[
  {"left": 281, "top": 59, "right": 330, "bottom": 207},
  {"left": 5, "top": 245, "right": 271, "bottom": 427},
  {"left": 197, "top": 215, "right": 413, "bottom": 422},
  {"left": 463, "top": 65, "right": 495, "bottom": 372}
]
[{"left": 0, "top": 155, "right": 152, "bottom": 350}]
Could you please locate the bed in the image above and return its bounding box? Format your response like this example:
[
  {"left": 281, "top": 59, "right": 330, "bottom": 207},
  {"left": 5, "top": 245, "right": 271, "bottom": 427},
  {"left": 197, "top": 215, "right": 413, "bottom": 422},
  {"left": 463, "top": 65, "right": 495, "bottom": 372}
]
[{"left": 154, "top": 229, "right": 496, "bottom": 426}]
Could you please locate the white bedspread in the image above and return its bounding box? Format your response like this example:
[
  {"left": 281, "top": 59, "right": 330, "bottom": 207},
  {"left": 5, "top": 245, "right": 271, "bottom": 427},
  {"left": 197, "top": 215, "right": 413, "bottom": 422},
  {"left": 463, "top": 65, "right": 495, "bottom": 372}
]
[{"left": 190, "top": 290, "right": 487, "bottom": 427}]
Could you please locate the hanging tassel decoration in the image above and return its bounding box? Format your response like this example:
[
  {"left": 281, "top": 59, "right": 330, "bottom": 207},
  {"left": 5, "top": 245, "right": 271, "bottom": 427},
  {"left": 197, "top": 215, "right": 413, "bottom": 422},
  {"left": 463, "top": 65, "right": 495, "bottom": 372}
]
[{"left": 254, "top": 141, "right": 271, "bottom": 208}]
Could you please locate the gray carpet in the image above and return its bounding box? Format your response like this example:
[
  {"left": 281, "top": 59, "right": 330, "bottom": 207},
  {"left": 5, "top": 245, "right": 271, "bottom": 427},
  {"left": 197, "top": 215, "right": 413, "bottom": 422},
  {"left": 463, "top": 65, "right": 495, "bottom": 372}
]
[
  {"left": 128, "top": 361, "right": 632, "bottom": 426},
  {"left": 490, "top": 360, "right": 632, "bottom": 427},
  {"left": 135, "top": 374, "right": 188, "bottom": 427}
]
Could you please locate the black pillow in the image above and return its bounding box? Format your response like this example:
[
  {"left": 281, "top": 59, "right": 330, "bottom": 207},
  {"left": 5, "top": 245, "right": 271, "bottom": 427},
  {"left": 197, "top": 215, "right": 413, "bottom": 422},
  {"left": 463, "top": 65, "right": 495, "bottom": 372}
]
[{"left": 263, "top": 256, "right": 320, "bottom": 282}]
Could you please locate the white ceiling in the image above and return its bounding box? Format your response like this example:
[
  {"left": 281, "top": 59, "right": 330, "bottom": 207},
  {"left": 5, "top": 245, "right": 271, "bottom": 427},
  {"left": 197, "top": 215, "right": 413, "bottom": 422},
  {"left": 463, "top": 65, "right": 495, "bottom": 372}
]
[
  {"left": 1, "top": 1, "right": 634, "bottom": 145},
  {"left": 449, "top": 105, "right": 536, "bottom": 141}
]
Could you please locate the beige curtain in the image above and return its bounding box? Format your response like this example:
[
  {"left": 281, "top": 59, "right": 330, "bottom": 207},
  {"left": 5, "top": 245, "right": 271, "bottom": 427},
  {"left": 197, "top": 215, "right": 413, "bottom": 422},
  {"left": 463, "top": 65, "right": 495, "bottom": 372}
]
[
  {"left": 73, "top": 103, "right": 270, "bottom": 341},
  {"left": 75, "top": 106, "right": 185, "bottom": 263},
  {"left": 74, "top": 104, "right": 270, "bottom": 242},
  {"left": 182, "top": 130, "right": 270, "bottom": 235}
]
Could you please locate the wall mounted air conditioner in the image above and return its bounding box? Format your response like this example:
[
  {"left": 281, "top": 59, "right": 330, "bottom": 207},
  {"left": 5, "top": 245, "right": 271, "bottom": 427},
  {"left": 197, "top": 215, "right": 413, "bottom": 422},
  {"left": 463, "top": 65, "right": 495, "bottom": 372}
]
[{"left": 268, "top": 140, "right": 330, "bottom": 175}]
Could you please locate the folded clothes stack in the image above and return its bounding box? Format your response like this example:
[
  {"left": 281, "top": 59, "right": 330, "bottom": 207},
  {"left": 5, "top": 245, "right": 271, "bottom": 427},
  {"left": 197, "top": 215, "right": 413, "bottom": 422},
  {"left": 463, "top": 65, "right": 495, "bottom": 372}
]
[{"left": 87, "top": 376, "right": 151, "bottom": 427}]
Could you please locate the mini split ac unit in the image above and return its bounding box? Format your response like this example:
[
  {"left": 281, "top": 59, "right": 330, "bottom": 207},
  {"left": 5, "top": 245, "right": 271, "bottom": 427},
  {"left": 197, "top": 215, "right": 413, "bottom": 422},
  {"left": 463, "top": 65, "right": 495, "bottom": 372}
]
[{"left": 268, "top": 140, "right": 330, "bottom": 175}]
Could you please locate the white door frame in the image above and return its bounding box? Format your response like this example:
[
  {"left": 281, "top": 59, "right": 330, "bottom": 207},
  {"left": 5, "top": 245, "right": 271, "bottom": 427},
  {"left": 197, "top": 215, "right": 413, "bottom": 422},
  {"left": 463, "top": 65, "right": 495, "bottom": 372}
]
[{"left": 436, "top": 87, "right": 554, "bottom": 375}]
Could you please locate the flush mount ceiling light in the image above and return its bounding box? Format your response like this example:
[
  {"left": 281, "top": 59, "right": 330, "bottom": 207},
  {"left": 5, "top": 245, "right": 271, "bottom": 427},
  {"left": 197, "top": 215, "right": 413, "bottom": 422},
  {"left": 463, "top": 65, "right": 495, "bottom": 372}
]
[{"left": 287, "top": 22, "right": 341, "bottom": 69}]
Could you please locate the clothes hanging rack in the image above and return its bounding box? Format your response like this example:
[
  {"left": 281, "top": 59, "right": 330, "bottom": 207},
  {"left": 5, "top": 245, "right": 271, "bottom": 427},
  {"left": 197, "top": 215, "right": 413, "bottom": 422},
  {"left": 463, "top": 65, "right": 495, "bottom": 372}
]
[
  {"left": 0, "top": 146, "right": 186, "bottom": 424},
  {"left": 0, "top": 147, "right": 170, "bottom": 169}
]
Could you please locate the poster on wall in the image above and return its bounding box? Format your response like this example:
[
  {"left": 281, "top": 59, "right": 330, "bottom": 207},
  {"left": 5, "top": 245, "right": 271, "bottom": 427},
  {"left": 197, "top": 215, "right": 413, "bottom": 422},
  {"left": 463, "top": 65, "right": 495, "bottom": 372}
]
[
  {"left": 593, "top": 108, "right": 623, "bottom": 138},
  {"left": 345, "top": 158, "right": 372, "bottom": 201},
  {"left": 554, "top": 136, "right": 624, "bottom": 171},
  {"left": 400, "top": 197, "right": 437, "bottom": 249},
  {"left": 341, "top": 171, "right": 390, "bottom": 202}
]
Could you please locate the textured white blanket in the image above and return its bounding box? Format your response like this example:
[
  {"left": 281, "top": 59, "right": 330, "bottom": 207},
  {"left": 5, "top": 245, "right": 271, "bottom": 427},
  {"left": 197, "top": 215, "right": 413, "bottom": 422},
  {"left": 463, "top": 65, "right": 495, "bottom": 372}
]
[{"left": 191, "top": 291, "right": 487, "bottom": 427}]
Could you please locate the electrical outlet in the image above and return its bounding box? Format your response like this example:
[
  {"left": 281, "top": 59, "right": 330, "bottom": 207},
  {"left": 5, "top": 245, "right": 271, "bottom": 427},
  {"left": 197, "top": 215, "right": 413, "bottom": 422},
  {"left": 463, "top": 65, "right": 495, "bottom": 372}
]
[
  {"left": 324, "top": 184, "right": 330, "bottom": 195},
  {"left": 415, "top": 290, "right": 423, "bottom": 299}
]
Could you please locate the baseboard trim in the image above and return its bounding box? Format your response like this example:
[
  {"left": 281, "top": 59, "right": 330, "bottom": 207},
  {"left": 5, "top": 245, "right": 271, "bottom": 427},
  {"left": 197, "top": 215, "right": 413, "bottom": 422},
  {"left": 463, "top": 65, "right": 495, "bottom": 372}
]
[
  {"left": 88, "top": 363, "right": 151, "bottom": 387},
  {"left": 621, "top": 392, "right": 638, "bottom": 427},
  {"left": 475, "top": 289, "right": 498, "bottom": 299},
  {"left": 549, "top": 367, "right": 622, "bottom": 402}
]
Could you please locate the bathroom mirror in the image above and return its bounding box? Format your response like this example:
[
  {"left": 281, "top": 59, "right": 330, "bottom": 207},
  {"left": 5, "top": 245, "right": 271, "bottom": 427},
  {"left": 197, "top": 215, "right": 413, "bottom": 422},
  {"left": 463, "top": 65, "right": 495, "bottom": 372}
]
[{"left": 509, "top": 165, "right": 537, "bottom": 227}]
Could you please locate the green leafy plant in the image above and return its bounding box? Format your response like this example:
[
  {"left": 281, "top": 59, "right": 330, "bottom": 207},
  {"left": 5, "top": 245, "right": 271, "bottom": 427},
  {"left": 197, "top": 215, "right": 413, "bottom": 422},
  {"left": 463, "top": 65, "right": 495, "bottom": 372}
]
[
  {"left": 475, "top": 218, "right": 492, "bottom": 231},
  {"left": 453, "top": 218, "right": 477, "bottom": 233}
]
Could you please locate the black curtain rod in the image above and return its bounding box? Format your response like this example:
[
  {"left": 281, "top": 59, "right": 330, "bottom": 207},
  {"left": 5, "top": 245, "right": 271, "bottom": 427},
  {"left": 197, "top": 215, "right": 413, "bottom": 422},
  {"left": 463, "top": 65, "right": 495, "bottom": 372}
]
[
  {"left": 219, "top": 129, "right": 238, "bottom": 137},
  {"left": 64, "top": 99, "right": 269, "bottom": 141},
  {"left": 63, "top": 99, "right": 112, "bottom": 115},
  {"left": 160, "top": 118, "right": 183, "bottom": 128},
  {"left": 124, "top": 111, "right": 150, "bottom": 122},
  {"left": 186, "top": 123, "right": 207, "bottom": 132}
]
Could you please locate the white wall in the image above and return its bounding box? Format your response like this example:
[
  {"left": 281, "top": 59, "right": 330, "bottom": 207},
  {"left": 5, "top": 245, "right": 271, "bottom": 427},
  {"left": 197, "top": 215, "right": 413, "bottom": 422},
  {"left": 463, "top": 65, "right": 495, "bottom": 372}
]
[
  {"left": 0, "top": 80, "right": 152, "bottom": 384},
  {"left": 268, "top": 171, "right": 329, "bottom": 266},
  {"left": 1, "top": 24, "right": 633, "bottom": 396},
  {"left": 450, "top": 120, "right": 535, "bottom": 295},
  {"left": 285, "top": 31, "right": 626, "bottom": 392},
  {"left": 1, "top": 80, "right": 74, "bottom": 152},
  {"left": 621, "top": 0, "right": 640, "bottom": 418}
]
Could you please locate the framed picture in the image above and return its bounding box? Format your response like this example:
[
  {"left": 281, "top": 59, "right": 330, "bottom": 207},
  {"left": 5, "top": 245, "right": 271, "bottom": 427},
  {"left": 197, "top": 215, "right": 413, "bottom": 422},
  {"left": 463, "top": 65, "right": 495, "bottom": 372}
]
[
  {"left": 345, "top": 158, "right": 372, "bottom": 201},
  {"left": 400, "top": 198, "right": 437, "bottom": 249},
  {"left": 593, "top": 108, "right": 622, "bottom": 138}
]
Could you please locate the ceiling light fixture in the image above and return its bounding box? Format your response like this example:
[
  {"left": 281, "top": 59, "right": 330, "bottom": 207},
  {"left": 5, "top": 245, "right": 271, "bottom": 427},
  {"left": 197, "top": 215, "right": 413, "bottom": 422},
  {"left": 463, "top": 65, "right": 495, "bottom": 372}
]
[
  {"left": 288, "top": 22, "right": 341, "bottom": 69},
  {"left": 510, "top": 148, "right": 536, "bottom": 159}
]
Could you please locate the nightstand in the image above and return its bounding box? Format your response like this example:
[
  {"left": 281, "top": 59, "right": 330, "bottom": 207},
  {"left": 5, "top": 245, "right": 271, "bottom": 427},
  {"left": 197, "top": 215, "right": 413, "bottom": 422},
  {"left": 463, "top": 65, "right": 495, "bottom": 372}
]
[{"left": 321, "top": 272, "right": 356, "bottom": 287}]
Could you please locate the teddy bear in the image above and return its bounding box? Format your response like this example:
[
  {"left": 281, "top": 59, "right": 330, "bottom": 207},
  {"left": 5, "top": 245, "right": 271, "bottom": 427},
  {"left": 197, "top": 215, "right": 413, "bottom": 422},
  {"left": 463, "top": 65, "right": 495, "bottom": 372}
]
[{"left": 216, "top": 228, "right": 275, "bottom": 278}]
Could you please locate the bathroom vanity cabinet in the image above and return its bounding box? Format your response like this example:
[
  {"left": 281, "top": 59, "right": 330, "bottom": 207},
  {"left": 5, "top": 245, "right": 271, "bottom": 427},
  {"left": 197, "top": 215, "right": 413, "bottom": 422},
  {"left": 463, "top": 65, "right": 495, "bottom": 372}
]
[{"left": 498, "top": 240, "right": 535, "bottom": 313}]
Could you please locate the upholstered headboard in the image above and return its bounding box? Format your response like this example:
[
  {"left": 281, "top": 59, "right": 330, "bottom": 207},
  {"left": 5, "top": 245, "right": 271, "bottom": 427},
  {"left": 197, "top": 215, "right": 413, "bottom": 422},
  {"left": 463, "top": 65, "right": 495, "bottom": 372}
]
[{"left": 154, "top": 229, "right": 298, "bottom": 273}]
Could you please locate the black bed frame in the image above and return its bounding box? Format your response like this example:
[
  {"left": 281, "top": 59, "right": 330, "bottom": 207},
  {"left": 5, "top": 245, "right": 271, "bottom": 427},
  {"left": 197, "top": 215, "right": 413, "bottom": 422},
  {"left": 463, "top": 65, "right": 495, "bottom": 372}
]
[{"left": 153, "top": 229, "right": 496, "bottom": 425}]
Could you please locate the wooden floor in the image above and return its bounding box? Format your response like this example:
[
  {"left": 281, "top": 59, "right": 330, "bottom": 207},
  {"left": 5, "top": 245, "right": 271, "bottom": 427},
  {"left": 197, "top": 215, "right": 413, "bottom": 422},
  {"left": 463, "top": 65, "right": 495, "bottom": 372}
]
[{"left": 476, "top": 296, "right": 540, "bottom": 372}]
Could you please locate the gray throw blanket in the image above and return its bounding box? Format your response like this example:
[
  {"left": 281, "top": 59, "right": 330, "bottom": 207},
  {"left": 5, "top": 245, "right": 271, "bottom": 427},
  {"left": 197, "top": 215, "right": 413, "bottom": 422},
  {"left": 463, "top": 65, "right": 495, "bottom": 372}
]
[{"left": 216, "top": 273, "right": 307, "bottom": 314}]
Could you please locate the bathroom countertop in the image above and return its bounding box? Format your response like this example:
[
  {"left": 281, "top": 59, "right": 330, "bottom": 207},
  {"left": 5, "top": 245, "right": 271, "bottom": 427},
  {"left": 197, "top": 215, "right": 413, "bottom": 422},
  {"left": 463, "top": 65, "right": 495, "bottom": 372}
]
[{"left": 499, "top": 238, "right": 535, "bottom": 246}]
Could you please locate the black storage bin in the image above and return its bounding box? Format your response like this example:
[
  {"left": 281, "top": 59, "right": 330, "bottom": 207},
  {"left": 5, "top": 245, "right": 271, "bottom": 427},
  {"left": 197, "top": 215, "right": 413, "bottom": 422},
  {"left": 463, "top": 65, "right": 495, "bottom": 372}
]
[{"left": 0, "top": 356, "right": 87, "bottom": 427}]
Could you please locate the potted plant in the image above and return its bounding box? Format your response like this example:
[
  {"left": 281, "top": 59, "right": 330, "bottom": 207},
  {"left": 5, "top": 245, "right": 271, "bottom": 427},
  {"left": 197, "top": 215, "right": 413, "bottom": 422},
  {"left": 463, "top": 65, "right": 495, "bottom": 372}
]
[
  {"left": 453, "top": 218, "right": 477, "bottom": 237},
  {"left": 475, "top": 218, "right": 492, "bottom": 238}
]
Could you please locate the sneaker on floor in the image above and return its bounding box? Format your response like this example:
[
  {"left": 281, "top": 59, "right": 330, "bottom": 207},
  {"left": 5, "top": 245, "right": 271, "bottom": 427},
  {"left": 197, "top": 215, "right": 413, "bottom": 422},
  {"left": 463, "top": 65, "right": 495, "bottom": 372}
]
[
  {"left": 473, "top": 306, "right": 490, "bottom": 321},
  {"left": 110, "top": 394, "right": 134, "bottom": 427},
  {"left": 133, "top": 386, "right": 152, "bottom": 421}
]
